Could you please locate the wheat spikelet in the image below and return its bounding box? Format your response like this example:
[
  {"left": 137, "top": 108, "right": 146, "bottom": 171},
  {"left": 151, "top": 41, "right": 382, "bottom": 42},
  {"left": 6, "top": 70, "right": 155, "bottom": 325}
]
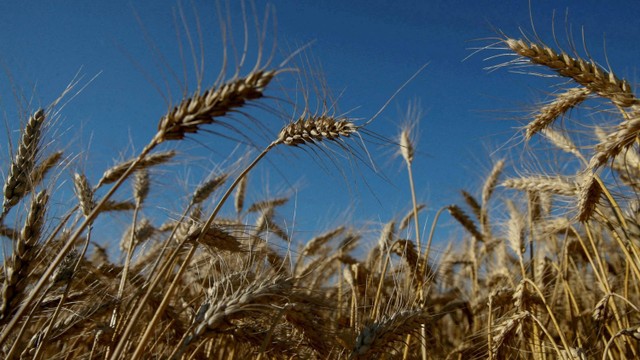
[
  {"left": 350, "top": 309, "right": 433, "bottom": 359},
  {"left": 482, "top": 159, "right": 504, "bottom": 207},
  {"left": 276, "top": 115, "right": 358, "bottom": 146},
  {"left": 191, "top": 173, "right": 228, "bottom": 205},
  {"left": 192, "top": 224, "right": 243, "bottom": 252},
  {"left": 302, "top": 226, "right": 346, "bottom": 256},
  {"left": 73, "top": 173, "right": 94, "bottom": 217},
  {"left": 98, "top": 150, "right": 176, "bottom": 186},
  {"left": 234, "top": 174, "right": 248, "bottom": 214},
  {"left": 576, "top": 175, "right": 602, "bottom": 221},
  {"left": 26, "top": 150, "right": 63, "bottom": 194},
  {"left": 120, "top": 218, "right": 155, "bottom": 252},
  {"left": 506, "top": 200, "right": 526, "bottom": 257},
  {"left": 185, "top": 276, "right": 293, "bottom": 349},
  {"left": 527, "top": 88, "right": 590, "bottom": 140},
  {"left": 156, "top": 70, "right": 276, "bottom": 142},
  {"left": 589, "top": 108, "right": 640, "bottom": 171},
  {"left": 0, "top": 190, "right": 48, "bottom": 321},
  {"left": 399, "top": 204, "right": 426, "bottom": 230},
  {"left": 503, "top": 176, "right": 578, "bottom": 196},
  {"left": 504, "top": 38, "right": 637, "bottom": 108},
  {"left": 399, "top": 128, "right": 415, "bottom": 164},
  {"left": 247, "top": 197, "right": 288, "bottom": 213},
  {"left": 540, "top": 128, "right": 584, "bottom": 160},
  {"left": 460, "top": 191, "right": 481, "bottom": 221},
  {"left": 2, "top": 109, "right": 45, "bottom": 217},
  {"left": 492, "top": 312, "right": 529, "bottom": 358},
  {"left": 480, "top": 159, "right": 504, "bottom": 239},
  {"left": 447, "top": 205, "right": 483, "bottom": 241},
  {"left": 133, "top": 169, "right": 150, "bottom": 206},
  {"left": 101, "top": 200, "right": 136, "bottom": 212},
  {"left": 50, "top": 249, "right": 79, "bottom": 285}
]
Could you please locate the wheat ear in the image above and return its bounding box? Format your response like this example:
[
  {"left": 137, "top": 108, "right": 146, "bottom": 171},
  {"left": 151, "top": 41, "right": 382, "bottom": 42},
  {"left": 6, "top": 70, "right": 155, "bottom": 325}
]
[
  {"left": 588, "top": 107, "right": 640, "bottom": 172},
  {"left": 526, "top": 87, "right": 590, "bottom": 140},
  {"left": 155, "top": 70, "right": 276, "bottom": 142},
  {"left": 503, "top": 176, "right": 578, "bottom": 196},
  {"left": 0, "top": 190, "right": 48, "bottom": 321},
  {"left": 504, "top": 38, "right": 637, "bottom": 108},
  {"left": 2, "top": 109, "right": 45, "bottom": 219}
]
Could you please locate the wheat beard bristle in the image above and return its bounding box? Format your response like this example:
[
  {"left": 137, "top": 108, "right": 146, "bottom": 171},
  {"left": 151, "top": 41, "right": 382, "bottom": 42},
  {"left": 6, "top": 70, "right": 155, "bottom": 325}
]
[{"left": 156, "top": 70, "right": 276, "bottom": 142}]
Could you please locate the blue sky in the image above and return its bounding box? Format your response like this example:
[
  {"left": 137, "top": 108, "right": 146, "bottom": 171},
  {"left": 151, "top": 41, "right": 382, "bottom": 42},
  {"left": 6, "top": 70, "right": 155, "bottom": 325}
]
[{"left": 1, "top": 1, "right": 639, "bottom": 254}]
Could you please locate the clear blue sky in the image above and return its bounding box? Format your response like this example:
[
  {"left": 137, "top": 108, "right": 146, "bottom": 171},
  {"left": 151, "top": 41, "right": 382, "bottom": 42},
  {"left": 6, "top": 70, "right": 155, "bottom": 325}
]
[{"left": 1, "top": 1, "right": 639, "bottom": 253}]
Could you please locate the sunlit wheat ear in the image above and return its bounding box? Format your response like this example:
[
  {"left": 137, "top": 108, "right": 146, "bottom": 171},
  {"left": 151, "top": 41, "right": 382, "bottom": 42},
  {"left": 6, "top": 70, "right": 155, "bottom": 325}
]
[
  {"left": 0, "top": 190, "right": 48, "bottom": 321},
  {"left": 73, "top": 173, "right": 94, "bottom": 217},
  {"left": 349, "top": 305, "right": 464, "bottom": 360},
  {"left": 503, "top": 176, "right": 578, "bottom": 196},
  {"left": 502, "top": 38, "right": 637, "bottom": 108},
  {"left": 97, "top": 150, "right": 176, "bottom": 187},
  {"left": 576, "top": 174, "right": 602, "bottom": 222},
  {"left": 275, "top": 115, "right": 358, "bottom": 147},
  {"left": 191, "top": 173, "right": 228, "bottom": 205},
  {"left": 27, "top": 151, "right": 63, "bottom": 193},
  {"left": 491, "top": 312, "right": 529, "bottom": 358},
  {"left": 120, "top": 218, "right": 155, "bottom": 253},
  {"left": 133, "top": 169, "right": 150, "bottom": 206},
  {"left": 234, "top": 174, "right": 248, "bottom": 214},
  {"left": 181, "top": 276, "right": 293, "bottom": 353},
  {"left": 399, "top": 204, "right": 426, "bottom": 230},
  {"left": 2, "top": 109, "right": 45, "bottom": 219},
  {"left": 154, "top": 69, "right": 277, "bottom": 143},
  {"left": 588, "top": 107, "right": 640, "bottom": 172},
  {"left": 447, "top": 205, "right": 483, "bottom": 241},
  {"left": 526, "top": 87, "right": 590, "bottom": 140},
  {"left": 460, "top": 191, "right": 481, "bottom": 221}
]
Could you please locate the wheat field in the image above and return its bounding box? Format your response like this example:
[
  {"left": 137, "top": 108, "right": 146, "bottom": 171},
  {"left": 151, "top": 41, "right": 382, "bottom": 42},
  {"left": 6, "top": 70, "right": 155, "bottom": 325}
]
[{"left": 1, "top": 2, "right": 639, "bottom": 360}]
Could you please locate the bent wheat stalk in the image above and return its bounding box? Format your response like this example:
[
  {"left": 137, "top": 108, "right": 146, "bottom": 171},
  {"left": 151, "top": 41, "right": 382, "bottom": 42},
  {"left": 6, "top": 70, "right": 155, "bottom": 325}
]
[
  {"left": 3, "top": 67, "right": 280, "bottom": 350},
  {"left": 127, "top": 114, "right": 360, "bottom": 360}
]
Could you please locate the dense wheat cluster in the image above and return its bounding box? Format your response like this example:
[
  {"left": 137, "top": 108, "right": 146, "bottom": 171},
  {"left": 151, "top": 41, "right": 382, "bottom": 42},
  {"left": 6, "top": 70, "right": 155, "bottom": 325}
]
[{"left": 1, "top": 5, "right": 640, "bottom": 360}]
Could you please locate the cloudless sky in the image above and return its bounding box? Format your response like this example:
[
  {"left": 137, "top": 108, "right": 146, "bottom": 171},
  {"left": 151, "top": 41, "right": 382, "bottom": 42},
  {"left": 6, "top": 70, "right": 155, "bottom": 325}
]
[{"left": 1, "top": 1, "right": 639, "bottom": 255}]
